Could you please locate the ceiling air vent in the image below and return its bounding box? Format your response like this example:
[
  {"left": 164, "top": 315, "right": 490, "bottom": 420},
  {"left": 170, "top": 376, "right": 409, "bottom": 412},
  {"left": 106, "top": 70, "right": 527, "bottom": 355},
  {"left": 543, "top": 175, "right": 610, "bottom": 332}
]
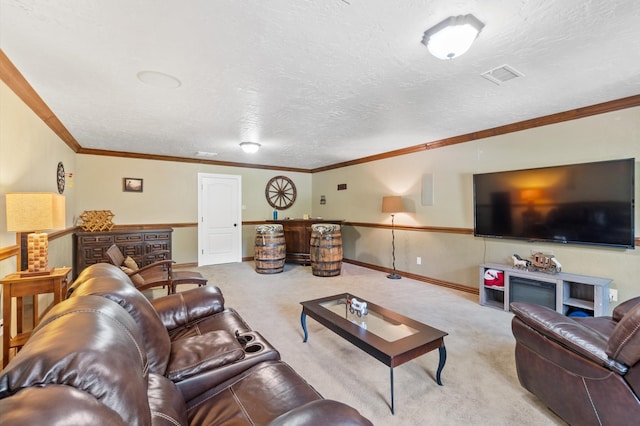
[{"left": 481, "top": 64, "right": 524, "bottom": 85}]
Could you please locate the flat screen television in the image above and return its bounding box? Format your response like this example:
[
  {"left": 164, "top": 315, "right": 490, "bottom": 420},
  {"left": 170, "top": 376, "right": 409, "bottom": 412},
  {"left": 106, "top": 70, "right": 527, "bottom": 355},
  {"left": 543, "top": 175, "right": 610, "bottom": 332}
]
[{"left": 473, "top": 158, "right": 635, "bottom": 248}]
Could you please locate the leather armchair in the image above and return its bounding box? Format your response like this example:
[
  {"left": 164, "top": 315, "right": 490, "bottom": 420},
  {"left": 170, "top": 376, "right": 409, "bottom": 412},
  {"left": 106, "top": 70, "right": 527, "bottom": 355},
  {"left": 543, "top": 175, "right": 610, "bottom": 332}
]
[{"left": 511, "top": 297, "right": 640, "bottom": 426}]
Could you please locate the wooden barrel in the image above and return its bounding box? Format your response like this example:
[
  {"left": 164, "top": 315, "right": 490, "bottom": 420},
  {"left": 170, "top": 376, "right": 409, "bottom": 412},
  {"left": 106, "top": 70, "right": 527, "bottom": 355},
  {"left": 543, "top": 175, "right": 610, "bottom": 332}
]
[
  {"left": 310, "top": 224, "right": 342, "bottom": 277},
  {"left": 254, "top": 225, "right": 286, "bottom": 274}
]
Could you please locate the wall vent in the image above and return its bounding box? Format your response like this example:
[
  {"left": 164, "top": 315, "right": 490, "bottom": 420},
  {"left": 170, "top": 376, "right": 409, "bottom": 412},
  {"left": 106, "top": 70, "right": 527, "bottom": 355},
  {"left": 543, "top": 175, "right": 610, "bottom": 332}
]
[{"left": 481, "top": 64, "right": 524, "bottom": 85}]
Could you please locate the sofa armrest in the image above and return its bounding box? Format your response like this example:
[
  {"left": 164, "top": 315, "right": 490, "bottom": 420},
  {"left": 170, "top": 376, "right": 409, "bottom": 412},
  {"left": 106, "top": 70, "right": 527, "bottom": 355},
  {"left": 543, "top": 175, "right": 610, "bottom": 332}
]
[
  {"left": 510, "top": 302, "right": 627, "bottom": 373},
  {"left": 165, "top": 330, "right": 245, "bottom": 382},
  {"left": 613, "top": 296, "right": 640, "bottom": 322},
  {"left": 175, "top": 331, "right": 280, "bottom": 401},
  {"left": 267, "top": 400, "right": 373, "bottom": 426},
  {"left": 607, "top": 302, "right": 640, "bottom": 367},
  {"left": 134, "top": 259, "right": 175, "bottom": 274},
  {"left": 151, "top": 286, "right": 225, "bottom": 331}
]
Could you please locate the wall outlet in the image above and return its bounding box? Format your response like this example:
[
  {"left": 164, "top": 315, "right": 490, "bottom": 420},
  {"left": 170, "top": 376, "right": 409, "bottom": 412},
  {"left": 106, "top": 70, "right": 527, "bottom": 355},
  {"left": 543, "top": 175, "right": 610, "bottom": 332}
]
[
  {"left": 609, "top": 289, "right": 618, "bottom": 302},
  {"left": 416, "top": 257, "right": 422, "bottom": 265}
]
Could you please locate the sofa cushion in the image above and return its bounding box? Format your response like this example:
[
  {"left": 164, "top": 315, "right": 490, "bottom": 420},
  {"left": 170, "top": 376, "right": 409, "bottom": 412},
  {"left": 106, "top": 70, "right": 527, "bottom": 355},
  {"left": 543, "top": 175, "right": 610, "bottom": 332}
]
[
  {"left": 166, "top": 330, "right": 245, "bottom": 382},
  {"left": 0, "top": 386, "right": 127, "bottom": 426},
  {"left": 186, "top": 361, "right": 323, "bottom": 425},
  {"left": 68, "top": 264, "right": 172, "bottom": 375},
  {"left": 69, "top": 262, "right": 133, "bottom": 296},
  {"left": 0, "top": 296, "right": 151, "bottom": 426},
  {"left": 267, "top": 400, "right": 374, "bottom": 426},
  {"left": 150, "top": 285, "right": 227, "bottom": 332}
]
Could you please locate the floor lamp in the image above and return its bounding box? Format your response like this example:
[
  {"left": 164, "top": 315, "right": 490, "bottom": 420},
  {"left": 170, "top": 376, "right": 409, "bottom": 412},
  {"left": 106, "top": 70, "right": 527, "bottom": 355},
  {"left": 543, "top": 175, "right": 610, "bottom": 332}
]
[{"left": 381, "top": 195, "right": 403, "bottom": 280}]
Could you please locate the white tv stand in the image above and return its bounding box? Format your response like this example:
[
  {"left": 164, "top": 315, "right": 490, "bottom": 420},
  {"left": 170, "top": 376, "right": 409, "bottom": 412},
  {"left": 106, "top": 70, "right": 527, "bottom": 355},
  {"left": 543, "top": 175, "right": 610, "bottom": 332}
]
[{"left": 479, "top": 263, "right": 611, "bottom": 317}]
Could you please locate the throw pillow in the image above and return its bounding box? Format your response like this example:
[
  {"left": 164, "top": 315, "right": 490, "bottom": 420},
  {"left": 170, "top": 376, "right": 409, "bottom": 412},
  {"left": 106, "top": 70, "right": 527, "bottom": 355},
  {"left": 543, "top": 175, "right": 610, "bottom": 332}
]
[
  {"left": 124, "top": 256, "right": 139, "bottom": 271},
  {"left": 120, "top": 266, "right": 144, "bottom": 286}
]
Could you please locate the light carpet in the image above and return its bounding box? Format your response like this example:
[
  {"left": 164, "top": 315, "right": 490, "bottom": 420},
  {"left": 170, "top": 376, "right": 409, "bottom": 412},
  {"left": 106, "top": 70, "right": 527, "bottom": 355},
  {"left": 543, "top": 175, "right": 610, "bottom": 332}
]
[{"left": 163, "top": 262, "right": 565, "bottom": 426}]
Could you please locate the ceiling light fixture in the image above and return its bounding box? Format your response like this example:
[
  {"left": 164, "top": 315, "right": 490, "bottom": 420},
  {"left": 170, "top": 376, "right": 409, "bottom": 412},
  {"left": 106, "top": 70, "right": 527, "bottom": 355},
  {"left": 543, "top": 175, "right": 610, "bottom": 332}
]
[
  {"left": 240, "top": 142, "right": 261, "bottom": 153},
  {"left": 421, "top": 14, "right": 485, "bottom": 60}
]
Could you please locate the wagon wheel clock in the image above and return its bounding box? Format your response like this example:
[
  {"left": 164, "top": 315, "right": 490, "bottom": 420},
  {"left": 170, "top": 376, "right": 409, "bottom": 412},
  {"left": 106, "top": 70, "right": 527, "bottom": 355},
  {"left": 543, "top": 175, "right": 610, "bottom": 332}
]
[
  {"left": 265, "top": 175, "right": 297, "bottom": 210},
  {"left": 57, "top": 162, "right": 65, "bottom": 194}
]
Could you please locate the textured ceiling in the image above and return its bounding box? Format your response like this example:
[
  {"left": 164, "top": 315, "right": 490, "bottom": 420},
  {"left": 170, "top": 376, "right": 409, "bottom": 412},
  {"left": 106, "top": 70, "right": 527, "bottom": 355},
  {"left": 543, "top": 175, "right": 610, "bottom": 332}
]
[{"left": 1, "top": 0, "right": 640, "bottom": 170}]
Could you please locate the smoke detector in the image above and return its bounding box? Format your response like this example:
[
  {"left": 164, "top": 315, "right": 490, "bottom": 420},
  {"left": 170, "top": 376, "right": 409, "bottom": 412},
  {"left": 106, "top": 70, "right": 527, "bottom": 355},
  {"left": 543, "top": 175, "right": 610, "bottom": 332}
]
[{"left": 481, "top": 64, "right": 524, "bottom": 85}]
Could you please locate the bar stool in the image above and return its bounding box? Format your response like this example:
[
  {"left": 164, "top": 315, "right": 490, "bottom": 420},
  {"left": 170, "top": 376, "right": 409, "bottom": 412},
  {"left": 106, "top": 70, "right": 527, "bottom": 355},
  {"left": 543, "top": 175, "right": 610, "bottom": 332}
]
[{"left": 310, "top": 224, "right": 342, "bottom": 277}]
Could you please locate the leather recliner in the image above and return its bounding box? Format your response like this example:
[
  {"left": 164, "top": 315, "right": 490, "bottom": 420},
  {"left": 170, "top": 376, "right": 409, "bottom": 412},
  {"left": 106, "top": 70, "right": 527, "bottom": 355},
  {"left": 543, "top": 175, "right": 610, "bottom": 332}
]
[
  {"left": 0, "top": 263, "right": 372, "bottom": 426},
  {"left": 511, "top": 297, "right": 640, "bottom": 426}
]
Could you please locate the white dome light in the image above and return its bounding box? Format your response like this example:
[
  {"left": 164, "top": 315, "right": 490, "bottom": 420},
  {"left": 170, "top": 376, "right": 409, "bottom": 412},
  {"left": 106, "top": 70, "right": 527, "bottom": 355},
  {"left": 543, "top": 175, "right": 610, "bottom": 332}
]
[
  {"left": 421, "top": 14, "right": 485, "bottom": 60},
  {"left": 240, "top": 142, "right": 261, "bottom": 153}
]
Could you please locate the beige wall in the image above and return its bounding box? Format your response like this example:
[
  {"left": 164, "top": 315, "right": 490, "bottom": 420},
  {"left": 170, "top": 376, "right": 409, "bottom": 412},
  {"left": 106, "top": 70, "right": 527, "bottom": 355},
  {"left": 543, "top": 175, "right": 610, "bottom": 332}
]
[
  {"left": 312, "top": 107, "right": 640, "bottom": 306},
  {"left": 2, "top": 74, "right": 640, "bottom": 314},
  {"left": 74, "top": 155, "right": 312, "bottom": 262},
  {"left": 0, "top": 80, "right": 77, "bottom": 328},
  {"left": 0, "top": 80, "right": 77, "bottom": 275}
]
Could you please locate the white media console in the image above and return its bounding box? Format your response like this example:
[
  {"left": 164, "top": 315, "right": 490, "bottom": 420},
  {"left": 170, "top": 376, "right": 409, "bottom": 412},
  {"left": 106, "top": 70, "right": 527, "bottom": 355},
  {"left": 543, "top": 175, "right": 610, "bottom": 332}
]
[{"left": 479, "top": 263, "right": 611, "bottom": 317}]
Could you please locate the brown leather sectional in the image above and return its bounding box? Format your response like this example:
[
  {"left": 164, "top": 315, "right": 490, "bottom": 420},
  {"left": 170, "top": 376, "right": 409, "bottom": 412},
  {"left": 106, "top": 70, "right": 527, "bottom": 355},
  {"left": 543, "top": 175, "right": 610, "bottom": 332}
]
[
  {"left": 511, "top": 297, "right": 640, "bottom": 425},
  {"left": 0, "top": 263, "right": 372, "bottom": 425}
]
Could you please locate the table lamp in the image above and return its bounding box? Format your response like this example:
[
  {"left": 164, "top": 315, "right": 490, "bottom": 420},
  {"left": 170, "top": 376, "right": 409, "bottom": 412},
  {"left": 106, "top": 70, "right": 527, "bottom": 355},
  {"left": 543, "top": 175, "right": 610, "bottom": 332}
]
[
  {"left": 6, "top": 192, "right": 65, "bottom": 276},
  {"left": 381, "top": 195, "right": 403, "bottom": 280}
]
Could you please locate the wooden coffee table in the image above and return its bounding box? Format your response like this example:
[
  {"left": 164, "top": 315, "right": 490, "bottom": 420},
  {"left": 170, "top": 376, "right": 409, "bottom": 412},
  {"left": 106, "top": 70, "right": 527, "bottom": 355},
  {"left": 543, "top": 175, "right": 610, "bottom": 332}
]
[{"left": 300, "top": 293, "right": 448, "bottom": 414}]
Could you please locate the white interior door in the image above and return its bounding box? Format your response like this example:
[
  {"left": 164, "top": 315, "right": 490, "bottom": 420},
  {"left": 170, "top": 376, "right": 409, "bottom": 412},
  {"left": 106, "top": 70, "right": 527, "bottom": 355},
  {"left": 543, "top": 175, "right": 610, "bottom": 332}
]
[{"left": 198, "top": 173, "right": 242, "bottom": 266}]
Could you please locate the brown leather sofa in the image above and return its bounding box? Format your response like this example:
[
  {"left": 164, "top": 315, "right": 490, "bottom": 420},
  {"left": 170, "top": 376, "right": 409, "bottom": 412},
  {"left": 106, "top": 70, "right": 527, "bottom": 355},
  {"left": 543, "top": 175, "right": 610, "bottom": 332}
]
[
  {"left": 0, "top": 263, "right": 372, "bottom": 425},
  {"left": 511, "top": 298, "right": 640, "bottom": 426}
]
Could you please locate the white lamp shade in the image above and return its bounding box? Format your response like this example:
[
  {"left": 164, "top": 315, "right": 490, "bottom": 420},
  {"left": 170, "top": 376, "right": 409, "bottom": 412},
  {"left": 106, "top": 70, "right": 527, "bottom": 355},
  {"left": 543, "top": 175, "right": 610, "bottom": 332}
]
[{"left": 6, "top": 192, "right": 66, "bottom": 232}]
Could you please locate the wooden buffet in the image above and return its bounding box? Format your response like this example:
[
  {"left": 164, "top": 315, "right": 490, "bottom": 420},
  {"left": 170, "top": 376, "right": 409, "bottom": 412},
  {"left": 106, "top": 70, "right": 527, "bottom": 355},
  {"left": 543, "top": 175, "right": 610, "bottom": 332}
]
[{"left": 74, "top": 228, "right": 173, "bottom": 276}]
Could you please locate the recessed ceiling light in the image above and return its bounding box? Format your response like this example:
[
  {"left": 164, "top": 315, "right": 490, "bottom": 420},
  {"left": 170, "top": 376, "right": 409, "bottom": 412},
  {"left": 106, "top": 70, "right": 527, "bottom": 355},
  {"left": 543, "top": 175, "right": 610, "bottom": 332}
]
[
  {"left": 137, "top": 70, "right": 182, "bottom": 89},
  {"left": 240, "top": 142, "right": 261, "bottom": 153},
  {"left": 195, "top": 151, "right": 218, "bottom": 158}
]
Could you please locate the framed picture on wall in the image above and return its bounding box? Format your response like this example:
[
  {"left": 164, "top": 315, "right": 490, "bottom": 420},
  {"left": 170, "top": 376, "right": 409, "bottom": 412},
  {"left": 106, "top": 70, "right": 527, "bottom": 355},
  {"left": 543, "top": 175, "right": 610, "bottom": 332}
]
[{"left": 123, "top": 177, "right": 143, "bottom": 192}]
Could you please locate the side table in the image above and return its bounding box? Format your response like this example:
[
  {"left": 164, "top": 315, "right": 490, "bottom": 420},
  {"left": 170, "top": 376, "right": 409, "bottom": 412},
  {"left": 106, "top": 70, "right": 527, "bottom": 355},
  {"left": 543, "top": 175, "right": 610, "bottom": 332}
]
[{"left": 1, "top": 267, "right": 72, "bottom": 367}]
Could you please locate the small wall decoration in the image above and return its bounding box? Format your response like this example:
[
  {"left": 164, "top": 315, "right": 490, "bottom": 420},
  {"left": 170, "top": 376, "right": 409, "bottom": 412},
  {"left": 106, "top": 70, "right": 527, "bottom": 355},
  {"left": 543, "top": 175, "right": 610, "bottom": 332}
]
[
  {"left": 265, "top": 175, "right": 297, "bottom": 210},
  {"left": 57, "top": 162, "right": 65, "bottom": 194},
  {"left": 79, "top": 210, "right": 115, "bottom": 232},
  {"left": 123, "top": 178, "right": 143, "bottom": 192}
]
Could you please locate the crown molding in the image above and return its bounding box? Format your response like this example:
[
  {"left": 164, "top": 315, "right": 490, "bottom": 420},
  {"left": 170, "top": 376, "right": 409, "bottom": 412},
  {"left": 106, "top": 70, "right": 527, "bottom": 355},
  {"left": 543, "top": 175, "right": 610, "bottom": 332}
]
[{"left": 2, "top": 49, "right": 639, "bottom": 174}]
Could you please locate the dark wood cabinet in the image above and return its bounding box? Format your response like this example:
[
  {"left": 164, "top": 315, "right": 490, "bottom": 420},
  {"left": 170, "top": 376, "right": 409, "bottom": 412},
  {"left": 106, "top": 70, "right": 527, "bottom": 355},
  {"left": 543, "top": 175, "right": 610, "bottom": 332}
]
[
  {"left": 74, "top": 228, "right": 173, "bottom": 276},
  {"left": 270, "top": 219, "right": 342, "bottom": 264}
]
